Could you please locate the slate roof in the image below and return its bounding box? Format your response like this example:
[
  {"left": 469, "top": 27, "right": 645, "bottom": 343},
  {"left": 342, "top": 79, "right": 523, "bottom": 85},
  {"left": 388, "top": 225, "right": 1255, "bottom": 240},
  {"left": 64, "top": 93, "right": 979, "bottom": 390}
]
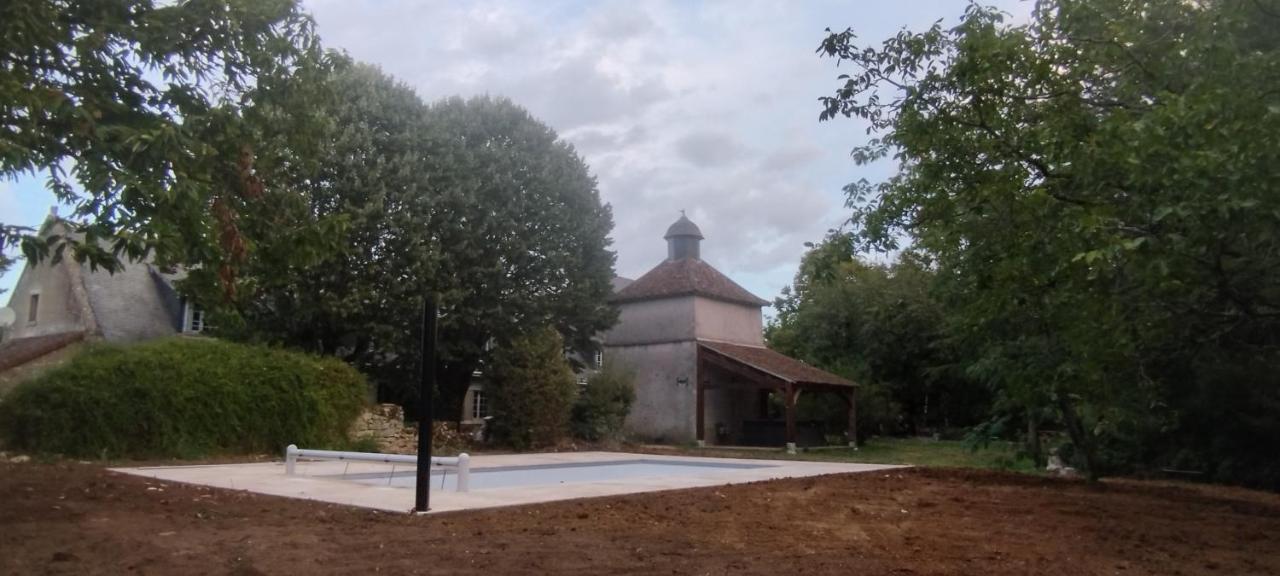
[
  {"left": 609, "top": 258, "right": 770, "bottom": 307},
  {"left": 699, "top": 340, "right": 856, "bottom": 387},
  {"left": 81, "top": 260, "right": 185, "bottom": 341},
  {"left": 2, "top": 217, "right": 186, "bottom": 360}
]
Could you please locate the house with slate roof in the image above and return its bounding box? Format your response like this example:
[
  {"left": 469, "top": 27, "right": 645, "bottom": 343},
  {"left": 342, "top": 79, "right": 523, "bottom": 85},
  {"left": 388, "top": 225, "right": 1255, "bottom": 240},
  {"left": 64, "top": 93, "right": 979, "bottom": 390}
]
[
  {"left": 605, "top": 214, "right": 857, "bottom": 449},
  {"left": 0, "top": 215, "right": 203, "bottom": 394}
]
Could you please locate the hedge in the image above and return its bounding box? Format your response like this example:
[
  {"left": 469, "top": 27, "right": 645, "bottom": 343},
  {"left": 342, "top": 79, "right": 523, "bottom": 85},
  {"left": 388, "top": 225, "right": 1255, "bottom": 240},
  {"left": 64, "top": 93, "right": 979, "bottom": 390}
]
[
  {"left": 487, "top": 327, "right": 577, "bottom": 450},
  {"left": 0, "top": 338, "right": 367, "bottom": 459},
  {"left": 571, "top": 362, "right": 635, "bottom": 442}
]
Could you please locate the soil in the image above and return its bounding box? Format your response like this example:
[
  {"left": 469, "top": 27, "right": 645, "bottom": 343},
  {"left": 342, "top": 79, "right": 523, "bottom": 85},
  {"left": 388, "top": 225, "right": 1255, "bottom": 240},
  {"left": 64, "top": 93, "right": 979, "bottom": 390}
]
[{"left": 2, "top": 461, "right": 1278, "bottom": 575}]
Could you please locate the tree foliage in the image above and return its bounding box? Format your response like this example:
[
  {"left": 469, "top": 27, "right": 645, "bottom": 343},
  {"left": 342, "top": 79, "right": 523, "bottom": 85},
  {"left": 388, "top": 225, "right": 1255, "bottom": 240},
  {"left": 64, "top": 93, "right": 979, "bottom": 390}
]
[
  {"left": 571, "top": 361, "right": 636, "bottom": 443},
  {"left": 486, "top": 326, "right": 578, "bottom": 450},
  {"left": 201, "top": 60, "right": 436, "bottom": 388},
  {"left": 819, "top": 0, "right": 1280, "bottom": 485},
  {"left": 4, "top": 2, "right": 617, "bottom": 428},
  {"left": 204, "top": 62, "right": 617, "bottom": 420},
  {"left": 1, "top": 0, "right": 320, "bottom": 291},
  {"left": 768, "top": 234, "right": 988, "bottom": 438},
  {"left": 423, "top": 96, "right": 618, "bottom": 419}
]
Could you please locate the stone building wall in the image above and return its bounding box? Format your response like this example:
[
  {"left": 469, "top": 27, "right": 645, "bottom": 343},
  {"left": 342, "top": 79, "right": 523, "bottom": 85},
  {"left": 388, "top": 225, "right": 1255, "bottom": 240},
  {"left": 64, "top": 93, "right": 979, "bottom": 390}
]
[{"left": 348, "top": 403, "right": 471, "bottom": 455}]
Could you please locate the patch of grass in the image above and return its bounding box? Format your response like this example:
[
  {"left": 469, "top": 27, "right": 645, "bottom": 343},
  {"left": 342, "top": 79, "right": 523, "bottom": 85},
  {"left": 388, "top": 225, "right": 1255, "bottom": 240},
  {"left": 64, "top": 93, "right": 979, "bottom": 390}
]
[
  {"left": 679, "top": 437, "right": 1039, "bottom": 472},
  {"left": 806, "top": 437, "right": 1037, "bottom": 471}
]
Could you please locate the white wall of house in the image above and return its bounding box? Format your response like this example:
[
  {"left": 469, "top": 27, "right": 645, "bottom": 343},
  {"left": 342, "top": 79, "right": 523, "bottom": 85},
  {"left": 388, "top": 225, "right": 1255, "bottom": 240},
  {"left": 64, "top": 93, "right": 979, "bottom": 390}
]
[
  {"left": 605, "top": 296, "right": 696, "bottom": 345},
  {"left": 3, "top": 254, "right": 89, "bottom": 341},
  {"left": 693, "top": 297, "right": 764, "bottom": 346}
]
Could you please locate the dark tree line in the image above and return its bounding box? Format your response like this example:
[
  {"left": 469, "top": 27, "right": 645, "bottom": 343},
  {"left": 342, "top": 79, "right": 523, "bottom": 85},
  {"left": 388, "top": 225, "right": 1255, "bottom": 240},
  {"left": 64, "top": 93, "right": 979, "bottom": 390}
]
[
  {"left": 768, "top": 236, "right": 989, "bottom": 440},
  {"left": 796, "top": 0, "right": 1280, "bottom": 487}
]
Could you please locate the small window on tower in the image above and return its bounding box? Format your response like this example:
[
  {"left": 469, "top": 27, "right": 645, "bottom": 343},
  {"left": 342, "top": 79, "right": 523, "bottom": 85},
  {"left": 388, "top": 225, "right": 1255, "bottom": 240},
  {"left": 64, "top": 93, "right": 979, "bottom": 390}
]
[
  {"left": 594, "top": 350, "right": 603, "bottom": 369},
  {"left": 27, "top": 293, "right": 39, "bottom": 324}
]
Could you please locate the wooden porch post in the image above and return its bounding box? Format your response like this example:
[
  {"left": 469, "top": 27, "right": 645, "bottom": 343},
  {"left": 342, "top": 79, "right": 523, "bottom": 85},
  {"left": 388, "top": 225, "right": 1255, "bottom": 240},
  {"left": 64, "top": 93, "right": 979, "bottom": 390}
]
[
  {"left": 847, "top": 388, "right": 858, "bottom": 450},
  {"left": 696, "top": 379, "right": 706, "bottom": 447},
  {"left": 784, "top": 383, "right": 797, "bottom": 453}
]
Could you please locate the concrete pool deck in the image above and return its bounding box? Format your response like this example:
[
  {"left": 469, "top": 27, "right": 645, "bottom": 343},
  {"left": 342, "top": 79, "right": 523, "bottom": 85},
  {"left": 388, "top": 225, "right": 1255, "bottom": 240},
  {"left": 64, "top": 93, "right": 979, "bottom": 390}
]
[{"left": 112, "top": 451, "right": 905, "bottom": 514}]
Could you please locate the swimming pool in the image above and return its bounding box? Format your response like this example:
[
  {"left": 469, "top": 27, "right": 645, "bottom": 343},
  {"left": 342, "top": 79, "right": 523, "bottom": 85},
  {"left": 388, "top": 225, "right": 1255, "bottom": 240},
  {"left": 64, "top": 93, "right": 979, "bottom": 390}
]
[
  {"left": 115, "top": 452, "right": 902, "bottom": 513},
  {"left": 332, "top": 459, "right": 777, "bottom": 491}
]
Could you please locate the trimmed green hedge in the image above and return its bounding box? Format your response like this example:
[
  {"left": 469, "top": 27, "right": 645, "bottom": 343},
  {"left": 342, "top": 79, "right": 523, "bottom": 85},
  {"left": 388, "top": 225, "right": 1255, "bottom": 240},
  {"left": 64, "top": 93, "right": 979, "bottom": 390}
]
[{"left": 0, "top": 338, "right": 367, "bottom": 459}]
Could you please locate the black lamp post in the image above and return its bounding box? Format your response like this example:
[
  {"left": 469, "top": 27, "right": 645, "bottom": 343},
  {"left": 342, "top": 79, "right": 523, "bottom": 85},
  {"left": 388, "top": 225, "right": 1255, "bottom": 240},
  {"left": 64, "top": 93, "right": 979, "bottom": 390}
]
[{"left": 414, "top": 297, "right": 437, "bottom": 513}]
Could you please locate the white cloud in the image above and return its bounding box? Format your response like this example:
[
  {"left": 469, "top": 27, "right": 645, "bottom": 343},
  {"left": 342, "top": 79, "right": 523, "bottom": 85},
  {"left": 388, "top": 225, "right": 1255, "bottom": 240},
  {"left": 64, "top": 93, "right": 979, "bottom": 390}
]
[
  {"left": 302, "top": 0, "right": 1030, "bottom": 301},
  {"left": 673, "top": 131, "right": 748, "bottom": 167}
]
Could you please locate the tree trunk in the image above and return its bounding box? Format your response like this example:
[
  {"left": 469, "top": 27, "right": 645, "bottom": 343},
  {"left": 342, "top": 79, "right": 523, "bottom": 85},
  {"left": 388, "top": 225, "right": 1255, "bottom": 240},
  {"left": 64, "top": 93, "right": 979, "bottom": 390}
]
[{"left": 1057, "top": 395, "right": 1099, "bottom": 482}]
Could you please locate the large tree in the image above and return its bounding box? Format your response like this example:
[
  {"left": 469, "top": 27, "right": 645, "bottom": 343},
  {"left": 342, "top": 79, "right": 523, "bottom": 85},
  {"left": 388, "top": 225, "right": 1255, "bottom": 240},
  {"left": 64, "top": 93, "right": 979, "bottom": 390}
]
[
  {"left": 216, "top": 63, "right": 617, "bottom": 421},
  {"left": 201, "top": 61, "right": 435, "bottom": 387},
  {"left": 819, "top": 0, "right": 1280, "bottom": 484},
  {"left": 1, "top": 0, "right": 320, "bottom": 290},
  {"left": 768, "top": 234, "right": 987, "bottom": 438},
  {"left": 424, "top": 96, "right": 618, "bottom": 421}
]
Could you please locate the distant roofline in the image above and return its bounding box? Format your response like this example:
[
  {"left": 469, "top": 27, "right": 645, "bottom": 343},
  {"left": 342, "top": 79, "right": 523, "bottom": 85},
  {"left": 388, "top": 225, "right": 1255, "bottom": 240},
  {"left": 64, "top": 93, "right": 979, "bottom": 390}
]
[
  {"left": 609, "top": 257, "right": 770, "bottom": 307},
  {"left": 608, "top": 289, "right": 769, "bottom": 307}
]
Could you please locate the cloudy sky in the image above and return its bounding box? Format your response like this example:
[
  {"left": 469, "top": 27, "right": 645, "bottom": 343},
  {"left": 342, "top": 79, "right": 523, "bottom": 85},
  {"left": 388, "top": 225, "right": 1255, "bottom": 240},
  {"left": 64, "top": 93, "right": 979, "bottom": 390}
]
[{"left": 1, "top": 0, "right": 1029, "bottom": 304}]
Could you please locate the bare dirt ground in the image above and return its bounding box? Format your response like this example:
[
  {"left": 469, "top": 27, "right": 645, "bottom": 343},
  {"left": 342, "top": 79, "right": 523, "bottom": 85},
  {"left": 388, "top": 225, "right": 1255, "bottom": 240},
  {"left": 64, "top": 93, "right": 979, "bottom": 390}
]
[{"left": 2, "top": 461, "right": 1278, "bottom": 575}]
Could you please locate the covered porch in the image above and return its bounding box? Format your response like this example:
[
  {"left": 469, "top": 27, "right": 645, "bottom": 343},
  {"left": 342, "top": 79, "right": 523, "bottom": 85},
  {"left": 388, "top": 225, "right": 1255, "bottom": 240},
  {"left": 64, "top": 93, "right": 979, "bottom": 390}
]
[{"left": 696, "top": 340, "right": 858, "bottom": 452}]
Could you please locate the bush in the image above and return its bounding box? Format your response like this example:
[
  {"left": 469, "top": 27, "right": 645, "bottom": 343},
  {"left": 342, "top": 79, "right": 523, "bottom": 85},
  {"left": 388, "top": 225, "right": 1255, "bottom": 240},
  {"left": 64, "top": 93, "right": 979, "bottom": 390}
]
[
  {"left": 486, "top": 327, "right": 577, "bottom": 450},
  {"left": 0, "top": 338, "right": 367, "bottom": 459},
  {"left": 571, "top": 362, "right": 635, "bottom": 442}
]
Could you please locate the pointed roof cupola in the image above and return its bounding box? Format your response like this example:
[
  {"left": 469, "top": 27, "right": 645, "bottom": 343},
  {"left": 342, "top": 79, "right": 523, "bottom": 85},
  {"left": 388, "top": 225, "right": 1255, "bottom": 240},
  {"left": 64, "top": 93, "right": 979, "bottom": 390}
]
[
  {"left": 610, "top": 212, "right": 769, "bottom": 307},
  {"left": 664, "top": 211, "right": 703, "bottom": 261}
]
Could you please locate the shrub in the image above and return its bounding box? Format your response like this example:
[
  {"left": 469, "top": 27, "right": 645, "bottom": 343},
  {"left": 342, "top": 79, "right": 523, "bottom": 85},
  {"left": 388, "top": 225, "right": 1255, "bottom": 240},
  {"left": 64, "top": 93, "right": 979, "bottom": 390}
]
[
  {"left": 0, "top": 338, "right": 367, "bottom": 459},
  {"left": 486, "top": 327, "right": 577, "bottom": 450},
  {"left": 571, "top": 362, "right": 636, "bottom": 442}
]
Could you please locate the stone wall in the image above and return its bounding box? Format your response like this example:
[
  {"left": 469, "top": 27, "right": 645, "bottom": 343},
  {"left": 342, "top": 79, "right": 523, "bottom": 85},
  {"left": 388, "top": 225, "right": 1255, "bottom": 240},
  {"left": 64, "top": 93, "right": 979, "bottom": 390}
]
[
  {"left": 609, "top": 340, "right": 698, "bottom": 443},
  {"left": 348, "top": 403, "right": 472, "bottom": 455},
  {"left": 350, "top": 404, "right": 409, "bottom": 450}
]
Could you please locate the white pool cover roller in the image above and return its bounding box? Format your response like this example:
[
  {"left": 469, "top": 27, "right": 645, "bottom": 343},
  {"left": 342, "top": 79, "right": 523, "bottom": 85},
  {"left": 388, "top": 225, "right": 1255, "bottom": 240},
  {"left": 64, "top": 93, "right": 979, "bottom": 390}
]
[{"left": 284, "top": 445, "right": 470, "bottom": 492}]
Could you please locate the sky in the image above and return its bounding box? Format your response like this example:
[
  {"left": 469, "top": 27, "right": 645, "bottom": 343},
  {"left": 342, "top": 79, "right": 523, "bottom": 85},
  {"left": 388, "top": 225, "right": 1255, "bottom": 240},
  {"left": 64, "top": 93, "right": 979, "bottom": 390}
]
[{"left": 0, "top": 0, "right": 1030, "bottom": 304}]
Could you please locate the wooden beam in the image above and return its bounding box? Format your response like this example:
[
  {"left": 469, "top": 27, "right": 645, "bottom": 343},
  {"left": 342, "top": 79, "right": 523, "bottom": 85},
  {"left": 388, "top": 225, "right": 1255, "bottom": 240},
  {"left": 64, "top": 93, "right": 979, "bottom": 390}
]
[
  {"left": 695, "top": 345, "right": 705, "bottom": 445},
  {"left": 801, "top": 382, "right": 858, "bottom": 394},
  {"left": 847, "top": 388, "right": 858, "bottom": 448},
  {"left": 699, "top": 346, "right": 789, "bottom": 389},
  {"left": 696, "top": 379, "right": 706, "bottom": 444},
  {"left": 784, "top": 383, "right": 797, "bottom": 447}
]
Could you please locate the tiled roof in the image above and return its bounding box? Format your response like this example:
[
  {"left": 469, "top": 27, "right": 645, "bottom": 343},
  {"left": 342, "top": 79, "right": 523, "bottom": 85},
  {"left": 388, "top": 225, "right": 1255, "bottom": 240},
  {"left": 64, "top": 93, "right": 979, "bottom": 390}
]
[
  {"left": 610, "top": 276, "right": 635, "bottom": 293},
  {"left": 0, "top": 331, "right": 86, "bottom": 372},
  {"left": 610, "top": 258, "right": 769, "bottom": 306},
  {"left": 699, "top": 340, "right": 856, "bottom": 387}
]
